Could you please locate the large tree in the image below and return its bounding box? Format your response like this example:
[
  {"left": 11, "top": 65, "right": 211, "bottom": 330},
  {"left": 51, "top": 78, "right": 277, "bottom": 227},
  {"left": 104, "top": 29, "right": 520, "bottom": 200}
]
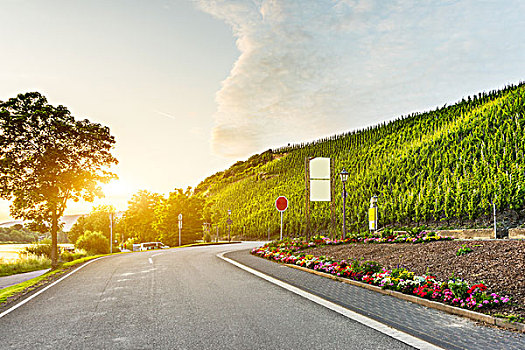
[
  {"left": 0, "top": 92, "right": 117, "bottom": 268},
  {"left": 121, "top": 190, "right": 163, "bottom": 243},
  {"left": 68, "top": 205, "right": 116, "bottom": 245},
  {"left": 154, "top": 187, "right": 204, "bottom": 246}
]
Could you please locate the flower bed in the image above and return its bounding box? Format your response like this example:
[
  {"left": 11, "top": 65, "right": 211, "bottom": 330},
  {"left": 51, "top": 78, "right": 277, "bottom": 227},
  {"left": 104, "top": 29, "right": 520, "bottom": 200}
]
[{"left": 251, "top": 235, "right": 510, "bottom": 312}]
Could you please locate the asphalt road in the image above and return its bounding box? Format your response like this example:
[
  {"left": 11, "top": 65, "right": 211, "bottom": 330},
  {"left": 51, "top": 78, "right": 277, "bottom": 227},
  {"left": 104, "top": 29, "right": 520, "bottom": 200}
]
[{"left": 0, "top": 243, "right": 413, "bottom": 349}]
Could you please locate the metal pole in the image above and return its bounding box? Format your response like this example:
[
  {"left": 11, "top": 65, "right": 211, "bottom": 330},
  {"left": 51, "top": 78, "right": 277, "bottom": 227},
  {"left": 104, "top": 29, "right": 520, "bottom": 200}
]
[
  {"left": 280, "top": 211, "right": 283, "bottom": 240},
  {"left": 179, "top": 225, "right": 181, "bottom": 246},
  {"left": 493, "top": 200, "right": 497, "bottom": 239},
  {"left": 268, "top": 226, "right": 270, "bottom": 241},
  {"left": 109, "top": 213, "right": 113, "bottom": 254},
  {"left": 330, "top": 158, "right": 335, "bottom": 240},
  {"left": 216, "top": 225, "right": 219, "bottom": 242},
  {"left": 342, "top": 183, "right": 346, "bottom": 239},
  {"left": 228, "top": 224, "right": 231, "bottom": 242},
  {"left": 305, "top": 157, "right": 310, "bottom": 239}
]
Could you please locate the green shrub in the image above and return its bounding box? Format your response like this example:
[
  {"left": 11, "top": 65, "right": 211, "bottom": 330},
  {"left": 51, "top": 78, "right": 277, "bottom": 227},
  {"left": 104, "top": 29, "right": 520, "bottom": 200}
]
[
  {"left": 351, "top": 259, "right": 382, "bottom": 274},
  {"left": 456, "top": 244, "right": 473, "bottom": 256},
  {"left": 24, "top": 239, "right": 52, "bottom": 258},
  {"left": 448, "top": 279, "right": 470, "bottom": 299},
  {"left": 76, "top": 231, "right": 109, "bottom": 255},
  {"left": 60, "top": 251, "right": 88, "bottom": 262}
]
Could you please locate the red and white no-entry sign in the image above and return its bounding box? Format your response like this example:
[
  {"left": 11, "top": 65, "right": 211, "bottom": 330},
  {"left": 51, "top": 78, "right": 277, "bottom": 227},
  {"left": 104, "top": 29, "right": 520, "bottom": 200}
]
[
  {"left": 275, "top": 196, "right": 288, "bottom": 212},
  {"left": 275, "top": 196, "right": 288, "bottom": 241}
]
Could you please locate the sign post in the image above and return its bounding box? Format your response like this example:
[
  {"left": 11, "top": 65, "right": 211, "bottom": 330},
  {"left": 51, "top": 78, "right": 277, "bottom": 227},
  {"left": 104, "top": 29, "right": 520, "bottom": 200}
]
[
  {"left": 275, "top": 196, "right": 288, "bottom": 240},
  {"left": 178, "top": 213, "right": 182, "bottom": 246},
  {"left": 369, "top": 196, "right": 378, "bottom": 232}
]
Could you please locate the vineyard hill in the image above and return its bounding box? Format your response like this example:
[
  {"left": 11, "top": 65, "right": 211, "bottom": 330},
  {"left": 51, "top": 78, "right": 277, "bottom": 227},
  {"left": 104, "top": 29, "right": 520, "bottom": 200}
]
[{"left": 196, "top": 82, "right": 525, "bottom": 238}]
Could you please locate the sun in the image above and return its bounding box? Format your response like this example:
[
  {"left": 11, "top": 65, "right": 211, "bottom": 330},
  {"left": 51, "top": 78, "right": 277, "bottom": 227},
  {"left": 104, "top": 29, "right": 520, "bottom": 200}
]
[{"left": 101, "top": 180, "right": 133, "bottom": 197}]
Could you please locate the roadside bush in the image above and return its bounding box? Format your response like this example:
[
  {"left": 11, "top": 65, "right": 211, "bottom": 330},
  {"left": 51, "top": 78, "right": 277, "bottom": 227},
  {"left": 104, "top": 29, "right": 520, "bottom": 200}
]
[
  {"left": 76, "top": 231, "right": 109, "bottom": 255},
  {"left": 23, "top": 239, "right": 52, "bottom": 258},
  {"left": 60, "top": 251, "right": 88, "bottom": 262}
]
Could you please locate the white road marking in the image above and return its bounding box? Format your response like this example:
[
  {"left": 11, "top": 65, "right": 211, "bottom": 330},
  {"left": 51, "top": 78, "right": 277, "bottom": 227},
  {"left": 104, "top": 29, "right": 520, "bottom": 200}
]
[
  {"left": 0, "top": 256, "right": 108, "bottom": 319},
  {"left": 148, "top": 258, "right": 153, "bottom": 264},
  {"left": 151, "top": 253, "right": 164, "bottom": 258},
  {"left": 217, "top": 252, "right": 444, "bottom": 350}
]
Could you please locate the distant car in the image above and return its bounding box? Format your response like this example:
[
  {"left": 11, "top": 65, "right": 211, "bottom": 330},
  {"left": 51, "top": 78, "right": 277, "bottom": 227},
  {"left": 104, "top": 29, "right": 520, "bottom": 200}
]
[
  {"left": 60, "top": 246, "right": 75, "bottom": 253},
  {"left": 139, "top": 242, "right": 169, "bottom": 251}
]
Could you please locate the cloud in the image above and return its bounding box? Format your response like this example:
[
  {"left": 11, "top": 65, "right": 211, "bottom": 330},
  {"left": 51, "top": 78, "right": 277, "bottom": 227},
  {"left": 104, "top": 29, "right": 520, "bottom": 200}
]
[
  {"left": 197, "top": 0, "right": 525, "bottom": 158},
  {"left": 196, "top": 0, "right": 359, "bottom": 157}
]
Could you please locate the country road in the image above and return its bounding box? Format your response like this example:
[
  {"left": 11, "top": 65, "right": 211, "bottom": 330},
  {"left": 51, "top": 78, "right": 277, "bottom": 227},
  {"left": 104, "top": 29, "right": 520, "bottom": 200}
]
[{"left": 0, "top": 242, "right": 413, "bottom": 350}]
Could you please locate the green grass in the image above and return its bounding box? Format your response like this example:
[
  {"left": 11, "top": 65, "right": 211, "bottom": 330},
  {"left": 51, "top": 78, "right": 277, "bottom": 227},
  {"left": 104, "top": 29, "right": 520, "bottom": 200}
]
[
  {"left": 0, "top": 269, "right": 61, "bottom": 305},
  {"left": 0, "top": 256, "right": 51, "bottom": 277},
  {"left": 493, "top": 313, "right": 525, "bottom": 323}
]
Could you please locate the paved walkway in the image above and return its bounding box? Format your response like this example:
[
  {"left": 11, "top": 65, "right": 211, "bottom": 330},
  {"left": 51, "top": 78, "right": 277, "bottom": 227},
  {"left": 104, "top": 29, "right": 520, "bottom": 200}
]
[
  {"left": 226, "top": 249, "right": 525, "bottom": 350},
  {"left": 0, "top": 269, "right": 50, "bottom": 289}
]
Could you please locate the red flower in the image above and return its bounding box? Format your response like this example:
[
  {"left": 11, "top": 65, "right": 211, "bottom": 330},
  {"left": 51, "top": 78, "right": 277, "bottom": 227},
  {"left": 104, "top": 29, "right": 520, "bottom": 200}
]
[{"left": 467, "top": 283, "right": 487, "bottom": 294}]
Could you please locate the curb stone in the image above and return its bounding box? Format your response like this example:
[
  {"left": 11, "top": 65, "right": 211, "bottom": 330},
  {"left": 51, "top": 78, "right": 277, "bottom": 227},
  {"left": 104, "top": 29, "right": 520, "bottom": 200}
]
[{"left": 285, "top": 263, "right": 525, "bottom": 333}]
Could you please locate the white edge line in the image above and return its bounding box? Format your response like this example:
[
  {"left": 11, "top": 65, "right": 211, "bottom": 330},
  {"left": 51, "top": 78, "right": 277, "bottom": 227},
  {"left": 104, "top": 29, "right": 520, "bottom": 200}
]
[
  {"left": 151, "top": 253, "right": 164, "bottom": 258},
  {"left": 217, "top": 251, "right": 444, "bottom": 350},
  {"left": 0, "top": 256, "right": 108, "bottom": 319}
]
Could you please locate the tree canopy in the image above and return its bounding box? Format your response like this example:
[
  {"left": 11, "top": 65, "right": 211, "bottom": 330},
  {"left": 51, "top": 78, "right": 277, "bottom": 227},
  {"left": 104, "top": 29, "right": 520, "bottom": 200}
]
[
  {"left": 68, "top": 205, "right": 116, "bottom": 245},
  {"left": 0, "top": 92, "right": 117, "bottom": 267},
  {"left": 120, "top": 190, "right": 163, "bottom": 243},
  {"left": 154, "top": 187, "right": 204, "bottom": 246}
]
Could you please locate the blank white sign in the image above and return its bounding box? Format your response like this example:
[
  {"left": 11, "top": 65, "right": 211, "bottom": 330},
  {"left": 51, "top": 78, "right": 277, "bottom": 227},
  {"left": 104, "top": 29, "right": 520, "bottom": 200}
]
[
  {"left": 310, "top": 179, "right": 331, "bottom": 201},
  {"left": 310, "top": 157, "right": 330, "bottom": 179}
]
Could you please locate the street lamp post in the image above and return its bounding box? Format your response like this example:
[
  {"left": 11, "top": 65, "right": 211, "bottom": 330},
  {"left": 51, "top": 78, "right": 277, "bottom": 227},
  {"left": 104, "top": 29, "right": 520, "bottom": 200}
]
[
  {"left": 227, "top": 209, "right": 232, "bottom": 242},
  {"left": 340, "top": 168, "right": 349, "bottom": 239}
]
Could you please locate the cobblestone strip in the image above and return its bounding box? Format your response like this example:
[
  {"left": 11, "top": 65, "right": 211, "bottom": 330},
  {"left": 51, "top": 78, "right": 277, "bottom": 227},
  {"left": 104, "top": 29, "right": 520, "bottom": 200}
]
[{"left": 225, "top": 249, "right": 525, "bottom": 350}]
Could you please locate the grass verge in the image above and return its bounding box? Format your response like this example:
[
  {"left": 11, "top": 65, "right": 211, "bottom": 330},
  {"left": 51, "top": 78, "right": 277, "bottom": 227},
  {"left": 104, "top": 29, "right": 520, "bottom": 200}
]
[
  {"left": 0, "top": 256, "right": 51, "bottom": 277},
  {"left": 0, "top": 254, "right": 105, "bottom": 306}
]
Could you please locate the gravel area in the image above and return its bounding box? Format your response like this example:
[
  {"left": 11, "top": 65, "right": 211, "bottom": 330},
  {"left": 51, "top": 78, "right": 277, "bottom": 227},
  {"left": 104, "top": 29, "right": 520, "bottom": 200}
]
[{"left": 304, "top": 239, "right": 525, "bottom": 318}]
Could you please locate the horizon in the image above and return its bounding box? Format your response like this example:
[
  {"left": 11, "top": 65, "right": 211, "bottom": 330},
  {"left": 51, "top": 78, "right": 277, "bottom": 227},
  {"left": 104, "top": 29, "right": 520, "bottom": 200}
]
[{"left": 1, "top": 0, "right": 524, "bottom": 222}]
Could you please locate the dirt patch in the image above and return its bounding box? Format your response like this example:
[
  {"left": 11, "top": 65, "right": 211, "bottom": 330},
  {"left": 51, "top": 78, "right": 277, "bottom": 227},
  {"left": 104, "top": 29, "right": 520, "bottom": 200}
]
[{"left": 304, "top": 239, "right": 525, "bottom": 318}]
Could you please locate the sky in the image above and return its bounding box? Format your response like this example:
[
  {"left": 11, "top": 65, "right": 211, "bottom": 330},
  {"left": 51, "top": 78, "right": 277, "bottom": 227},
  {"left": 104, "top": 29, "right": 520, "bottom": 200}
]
[{"left": 1, "top": 0, "right": 524, "bottom": 222}]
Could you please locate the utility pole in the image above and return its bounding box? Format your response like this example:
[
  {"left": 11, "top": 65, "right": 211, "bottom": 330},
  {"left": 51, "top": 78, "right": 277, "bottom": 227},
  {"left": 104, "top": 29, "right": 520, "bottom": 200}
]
[
  {"left": 178, "top": 213, "right": 182, "bottom": 246},
  {"left": 109, "top": 212, "right": 113, "bottom": 254}
]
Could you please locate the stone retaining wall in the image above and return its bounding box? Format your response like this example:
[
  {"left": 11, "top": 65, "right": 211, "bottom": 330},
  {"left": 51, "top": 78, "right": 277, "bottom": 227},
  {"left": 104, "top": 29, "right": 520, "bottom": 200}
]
[
  {"left": 434, "top": 229, "right": 494, "bottom": 239},
  {"left": 509, "top": 228, "right": 525, "bottom": 239}
]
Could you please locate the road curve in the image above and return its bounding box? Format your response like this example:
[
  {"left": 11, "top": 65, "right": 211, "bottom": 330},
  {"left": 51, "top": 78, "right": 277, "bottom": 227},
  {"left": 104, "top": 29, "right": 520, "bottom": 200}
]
[{"left": 0, "top": 243, "right": 412, "bottom": 349}]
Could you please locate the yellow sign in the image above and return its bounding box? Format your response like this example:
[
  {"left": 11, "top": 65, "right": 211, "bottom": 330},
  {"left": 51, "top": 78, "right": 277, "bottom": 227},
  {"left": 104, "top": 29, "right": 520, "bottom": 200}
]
[{"left": 369, "top": 208, "right": 377, "bottom": 230}]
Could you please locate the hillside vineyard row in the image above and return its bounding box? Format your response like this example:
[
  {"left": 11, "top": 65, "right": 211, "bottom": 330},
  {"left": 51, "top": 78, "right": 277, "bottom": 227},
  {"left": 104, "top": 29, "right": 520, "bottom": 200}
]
[{"left": 196, "top": 82, "right": 525, "bottom": 238}]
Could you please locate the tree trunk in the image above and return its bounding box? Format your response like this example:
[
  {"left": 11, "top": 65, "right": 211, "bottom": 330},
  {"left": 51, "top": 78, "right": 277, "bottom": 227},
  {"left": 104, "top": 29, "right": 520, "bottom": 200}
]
[{"left": 51, "top": 210, "right": 59, "bottom": 269}]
